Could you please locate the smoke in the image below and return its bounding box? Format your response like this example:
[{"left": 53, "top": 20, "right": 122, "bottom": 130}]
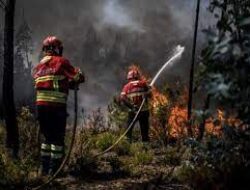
[
  {"left": 99, "top": 0, "right": 145, "bottom": 33},
  {"left": 13, "top": 0, "right": 214, "bottom": 112}
]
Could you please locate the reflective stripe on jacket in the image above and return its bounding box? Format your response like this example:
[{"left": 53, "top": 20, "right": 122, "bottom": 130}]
[
  {"left": 121, "top": 80, "right": 150, "bottom": 111},
  {"left": 33, "top": 55, "right": 83, "bottom": 106}
]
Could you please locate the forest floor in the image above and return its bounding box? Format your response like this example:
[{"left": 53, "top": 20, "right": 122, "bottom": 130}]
[{"left": 28, "top": 141, "right": 189, "bottom": 190}]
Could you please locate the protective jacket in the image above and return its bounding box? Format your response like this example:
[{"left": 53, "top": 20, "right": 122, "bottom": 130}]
[
  {"left": 33, "top": 55, "right": 84, "bottom": 106},
  {"left": 120, "top": 80, "right": 150, "bottom": 111}
]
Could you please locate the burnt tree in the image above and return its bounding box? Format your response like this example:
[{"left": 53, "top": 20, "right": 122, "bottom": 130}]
[{"left": 2, "top": 0, "right": 19, "bottom": 157}]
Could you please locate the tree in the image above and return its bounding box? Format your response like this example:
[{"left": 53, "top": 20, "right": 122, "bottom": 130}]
[
  {"left": 0, "top": 29, "right": 3, "bottom": 119},
  {"left": 2, "top": 0, "right": 19, "bottom": 158},
  {"left": 15, "top": 14, "right": 33, "bottom": 73},
  {"left": 14, "top": 15, "right": 34, "bottom": 107},
  {"left": 187, "top": 0, "right": 201, "bottom": 137},
  {"left": 197, "top": 0, "right": 250, "bottom": 126}
]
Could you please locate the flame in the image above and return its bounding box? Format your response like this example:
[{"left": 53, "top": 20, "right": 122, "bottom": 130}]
[
  {"left": 151, "top": 87, "right": 168, "bottom": 111},
  {"left": 150, "top": 86, "right": 243, "bottom": 139},
  {"left": 167, "top": 106, "right": 188, "bottom": 138},
  {"left": 128, "top": 64, "right": 243, "bottom": 139},
  {"left": 128, "top": 64, "right": 148, "bottom": 82}
]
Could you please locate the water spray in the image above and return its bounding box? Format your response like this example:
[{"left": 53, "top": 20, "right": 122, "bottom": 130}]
[{"left": 150, "top": 45, "right": 185, "bottom": 86}]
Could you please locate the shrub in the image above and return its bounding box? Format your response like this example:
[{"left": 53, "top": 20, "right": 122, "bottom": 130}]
[
  {"left": 105, "top": 153, "right": 122, "bottom": 172},
  {"left": 107, "top": 96, "right": 128, "bottom": 129},
  {"left": 17, "top": 107, "right": 39, "bottom": 159},
  {"left": 129, "top": 142, "right": 145, "bottom": 156},
  {"left": 95, "top": 132, "right": 116, "bottom": 151},
  {"left": 113, "top": 138, "right": 131, "bottom": 156},
  {"left": 129, "top": 142, "right": 153, "bottom": 165},
  {"left": 164, "top": 146, "right": 182, "bottom": 166},
  {"left": 171, "top": 127, "right": 250, "bottom": 190},
  {"left": 69, "top": 152, "right": 98, "bottom": 178},
  {"left": 132, "top": 150, "right": 153, "bottom": 165},
  {"left": 0, "top": 149, "right": 36, "bottom": 189}
]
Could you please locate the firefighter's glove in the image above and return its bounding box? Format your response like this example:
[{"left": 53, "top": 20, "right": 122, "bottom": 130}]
[
  {"left": 131, "top": 106, "right": 138, "bottom": 113},
  {"left": 69, "top": 81, "right": 79, "bottom": 90},
  {"left": 144, "top": 86, "right": 152, "bottom": 99}
]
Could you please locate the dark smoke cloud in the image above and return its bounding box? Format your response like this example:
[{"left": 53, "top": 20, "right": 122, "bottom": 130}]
[{"left": 14, "top": 0, "right": 214, "bottom": 111}]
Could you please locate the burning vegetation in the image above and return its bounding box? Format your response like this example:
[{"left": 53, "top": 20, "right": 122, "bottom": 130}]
[
  {"left": 130, "top": 65, "right": 246, "bottom": 141},
  {"left": 0, "top": 0, "right": 250, "bottom": 189}
]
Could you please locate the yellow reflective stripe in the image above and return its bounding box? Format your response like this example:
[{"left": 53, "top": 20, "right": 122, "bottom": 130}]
[
  {"left": 51, "top": 152, "right": 64, "bottom": 159},
  {"left": 40, "top": 56, "right": 52, "bottom": 64},
  {"left": 41, "top": 143, "right": 51, "bottom": 150},
  {"left": 36, "top": 90, "right": 67, "bottom": 104},
  {"left": 37, "top": 90, "right": 67, "bottom": 98},
  {"left": 53, "top": 80, "right": 59, "bottom": 91},
  {"left": 37, "top": 97, "right": 66, "bottom": 104},
  {"left": 41, "top": 152, "right": 51, "bottom": 157},
  {"left": 51, "top": 144, "right": 63, "bottom": 152},
  {"left": 35, "top": 75, "right": 65, "bottom": 83}
]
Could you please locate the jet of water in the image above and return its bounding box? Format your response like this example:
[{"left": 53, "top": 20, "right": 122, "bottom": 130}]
[{"left": 150, "top": 45, "right": 185, "bottom": 86}]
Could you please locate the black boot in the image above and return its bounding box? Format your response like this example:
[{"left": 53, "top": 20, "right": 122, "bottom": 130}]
[
  {"left": 40, "top": 143, "right": 51, "bottom": 176},
  {"left": 50, "top": 144, "right": 64, "bottom": 175}
]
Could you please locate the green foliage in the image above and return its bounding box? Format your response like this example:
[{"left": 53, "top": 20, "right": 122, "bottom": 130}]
[
  {"left": 171, "top": 126, "right": 250, "bottom": 190},
  {"left": 0, "top": 148, "right": 36, "bottom": 188},
  {"left": 193, "top": 6, "right": 250, "bottom": 189},
  {"left": 108, "top": 96, "right": 128, "bottom": 128},
  {"left": 0, "top": 107, "right": 39, "bottom": 188},
  {"left": 114, "top": 137, "right": 131, "bottom": 156},
  {"left": 95, "top": 132, "right": 116, "bottom": 151},
  {"left": 132, "top": 150, "right": 153, "bottom": 165},
  {"left": 129, "top": 142, "right": 145, "bottom": 156},
  {"left": 129, "top": 143, "right": 153, "bottom": 165},
  {"left": 94, "top": 131, "right": 131, "bottom": 155},
  {"left": 197, "top": 0, "right": 250, "bottom": 124}
]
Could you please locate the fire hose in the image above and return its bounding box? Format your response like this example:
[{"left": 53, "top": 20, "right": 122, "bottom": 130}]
[{"left": 30, "top": 45, "right": 184, "bottom": 190}]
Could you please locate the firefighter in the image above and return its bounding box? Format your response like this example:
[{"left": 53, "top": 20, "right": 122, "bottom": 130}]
[
  {"left": 33, "top": 36, "right": 85, "bottom": 175},
  {"left": 120, "top": 68, "right": 151, "bottom": 142}
]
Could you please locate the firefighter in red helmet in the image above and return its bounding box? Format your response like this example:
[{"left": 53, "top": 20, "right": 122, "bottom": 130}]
[
  {"left": 120, "top": 67, "right": 151, "bottom": 142},
  {"left": 33, "top": 36, "right": 85, "bottom": 175}
]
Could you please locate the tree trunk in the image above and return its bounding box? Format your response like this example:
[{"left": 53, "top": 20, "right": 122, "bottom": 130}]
[
  {"left": 2, "top": 0, "right": 19, "bottom": 158},
  {"left": 187, "top": 0, "right": 201, "bottom": 137}
]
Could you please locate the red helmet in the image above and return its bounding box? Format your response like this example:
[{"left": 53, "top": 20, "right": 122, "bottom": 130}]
[
  {"left": 127, "top": 69, "right": 140, "bottom": 80},
  {"left": 42, "top": 36, "right": 63, "bottom": 56}
]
